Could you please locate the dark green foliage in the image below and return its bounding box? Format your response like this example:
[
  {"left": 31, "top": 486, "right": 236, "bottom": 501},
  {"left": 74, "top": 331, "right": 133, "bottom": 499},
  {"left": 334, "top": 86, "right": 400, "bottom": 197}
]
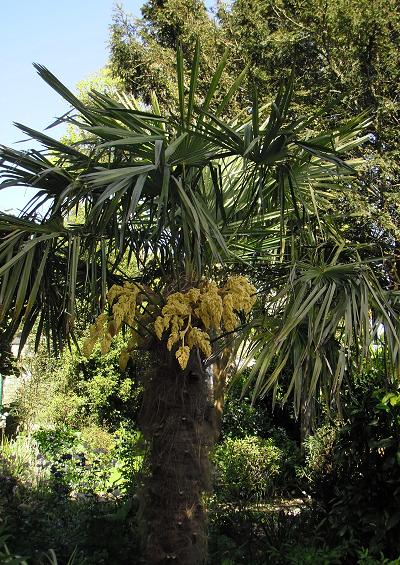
[
  {"left": 221, "top": 396, "right": 274, "bottom": 439},
  {"left": 265, "top": 542, "right": 346, "bottom": 565},
  {"left": 0, "top": 482, "right": 139, "bottom": 565},
  {"left": 222, "top": 375, "right": 300, "bottom": 442},
  {"left": 74, "top": 350, "right": 144, "bottom": 430},
  {"left": 109, "top": 2, "right": 225, "bottom": 112},
  {"left": 0, "top": 523, "right": 29, "bottom": 565},
  {"left": 302, "top": 423, "right": 339, "bottom": 502},
  {"left": 207, "top": 503, "right": 350, "bottom": 565},
  {"left": 326, "top": 387, "right": 400, "bottom": 557},
  {"left": 302, "top": 381, "right": 400, "bottom": 559}
]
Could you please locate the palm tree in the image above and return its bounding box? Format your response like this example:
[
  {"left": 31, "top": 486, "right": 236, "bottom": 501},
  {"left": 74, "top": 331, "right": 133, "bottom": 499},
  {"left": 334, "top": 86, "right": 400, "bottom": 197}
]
[{"left": 1, "top": 45, "right": 397, "bottom": 563}]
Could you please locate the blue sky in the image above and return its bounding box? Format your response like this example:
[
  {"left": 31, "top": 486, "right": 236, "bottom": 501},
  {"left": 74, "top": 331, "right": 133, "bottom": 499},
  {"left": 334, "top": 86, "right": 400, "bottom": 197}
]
[{"left": 0, "top": 1, "right": 142, "bottom": 213}]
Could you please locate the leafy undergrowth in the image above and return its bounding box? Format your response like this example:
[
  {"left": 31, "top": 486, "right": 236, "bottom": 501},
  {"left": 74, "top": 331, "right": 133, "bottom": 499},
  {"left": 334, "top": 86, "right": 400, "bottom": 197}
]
[
  {"left": 2, "top": 425, "right": 400, "bottom": 565},
  {"left": 0, "top": 427, "right": 142, "bottom": 565},
  {"left": 2, "top": 375, "right": 400, "bottom": 564},
  {"left": 208, "top": 503, "right": 400, "bottom": 565}
]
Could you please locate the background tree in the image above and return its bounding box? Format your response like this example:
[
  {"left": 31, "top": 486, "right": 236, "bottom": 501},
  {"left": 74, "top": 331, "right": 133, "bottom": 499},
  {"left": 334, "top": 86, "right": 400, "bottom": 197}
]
[
  {"left": 110, "top": 0, "right": 400, "bottom": 283},
  {"left": 110, "top": 1, "right": 224, "bottom": 111}
]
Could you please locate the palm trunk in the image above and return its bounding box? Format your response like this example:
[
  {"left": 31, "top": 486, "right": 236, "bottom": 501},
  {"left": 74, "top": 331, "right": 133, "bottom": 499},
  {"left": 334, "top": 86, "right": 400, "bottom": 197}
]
[{"left": 138, "top": 345, "right": 215, "bottom": 564}]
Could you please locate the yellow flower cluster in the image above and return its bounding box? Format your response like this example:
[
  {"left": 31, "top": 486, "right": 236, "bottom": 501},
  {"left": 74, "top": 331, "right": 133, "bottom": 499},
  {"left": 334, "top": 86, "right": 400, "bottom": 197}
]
[
  {"left": 154, "top": 276, "right": 256, "bottom": 369},
  {"left": 222, "top": 276, "right": 256, "bottom": 332},
  {"left": 82, "top": 276, "right": 256, "bottom": 372},
  {"left": 194, "top": 282, "right": 222, "bottom": 330},
  {"left": 82, "top": 312, "right": 109, "bottom": 358},
  {"left": 107, "top": 283, "right": 140, "bottom": 333},
  {"left": 82, "top": 283, "right": 141, "bottom": 367}
]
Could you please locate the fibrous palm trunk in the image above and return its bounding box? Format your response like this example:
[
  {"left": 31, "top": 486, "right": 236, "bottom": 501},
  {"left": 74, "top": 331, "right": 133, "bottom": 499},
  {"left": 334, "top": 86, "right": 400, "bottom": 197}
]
[{"left": 139, "top": 346, "right": 215, "bottom": 564}]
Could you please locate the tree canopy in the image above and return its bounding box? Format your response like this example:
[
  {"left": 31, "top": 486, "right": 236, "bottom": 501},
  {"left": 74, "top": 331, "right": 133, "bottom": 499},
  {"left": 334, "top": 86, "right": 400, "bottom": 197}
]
[{"left": 110, "top": 0, "right": 400, "bottom": 284}]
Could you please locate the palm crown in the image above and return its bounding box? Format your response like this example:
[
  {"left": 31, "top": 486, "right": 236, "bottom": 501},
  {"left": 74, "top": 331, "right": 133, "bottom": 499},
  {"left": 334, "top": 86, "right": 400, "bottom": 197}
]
[{"left": 0, "top": 45, "right": 398, "bottom": 419}]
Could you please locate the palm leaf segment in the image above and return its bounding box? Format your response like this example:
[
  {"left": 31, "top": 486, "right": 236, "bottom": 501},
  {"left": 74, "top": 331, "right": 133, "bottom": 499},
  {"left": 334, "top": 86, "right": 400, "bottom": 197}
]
[{"left": 243, "top": 248, "right": 400, "bottom": 424}]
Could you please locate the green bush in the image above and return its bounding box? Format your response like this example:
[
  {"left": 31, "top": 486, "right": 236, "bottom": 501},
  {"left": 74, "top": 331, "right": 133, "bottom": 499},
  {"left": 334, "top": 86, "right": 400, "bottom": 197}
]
[
  {"left": 0, "top": 424, "right": 144, "bottom": 564},
  {"left": 0, "top": 483, "right": 140, "bottom": 565},
  {"left": 1, "top": 330, "right": 148, "bottom": 563},
  {"left": 303, "top": 383, "right": 400, "bottom": 559},
  {"left": 112, "top": 426, "right": 145, "bottom": 494},
  {"left": 46, "top": 393, "right": 87, "bottom": 429},
  {"left": 301, "top": 423, "right": 340, "bottom": 502},
  {"left": 80, "top": 424, "right": 115, "bottom": 453},
  {"left": 221, "top": 374, "right": 300, "bottom": 443},
  {"left": 32, "top": 426, "right": 111, "bottom": 495},
  {"left": 30, "top": 422, "right": 146, "bottom": 497},
  {"left": 30, "top": 423, "right": 145, "bottom": 497},
  {"left": 304, "top": 424, "right": 338, "bottom": 476},
  {"left": 221, "top": 397, "right": 274, "bottom": 439},
  {"left": 14, "top": 334, "right": 146, "bottom": 432},
  {"left": 207, "top": 502, "right": 342, "bottom": 565},
  {"left": 13, "top": 347, "right": 59, "bottom": 430},
  {"left": 266, "top": 542, "right": 346, "bottom": 564},
  {"left": 48, "top": 335, "right": 145, "bottom": 430},
  {"left": 212, "top": 436, "right": 288, "bottom": 502}
]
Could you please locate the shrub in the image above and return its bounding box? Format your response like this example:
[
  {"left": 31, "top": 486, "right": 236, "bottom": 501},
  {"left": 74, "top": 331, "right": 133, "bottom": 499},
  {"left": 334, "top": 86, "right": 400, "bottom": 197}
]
[
  {"left": 221, "top": 374, "right": 300, "bottom": 443},
  {"left": 0, "top": 425, "right": 144, "bottom": 564},
  {"left": 212, "top": 436, "right": 286, "bottom": 502},
  {"left": 266, "top": 542, "right": 346, "bottom": 564},
  {"left": 301, "top": 423, "right": 340, "bottom": 501},
  {"left": 32, "top": 426, "right": 112, "bottom": 495},
  {"left": 208, "top": 502, "right": 334, "bottom": 565},
  {"left": 304, "top": 384, "right": 400, "bottom": 559},
  {"left": 1, "top": 483, "right": 140, "bottom": 565},
  {"left": 13, "top": 346, "right": 59, "bottom": 430},
  {"left": 14, "top": 332, "right": 146, "bottom": 433},
  {"left": 80, "top": 424, "right": 114, "bottom": 453},
  {"left": 221, "top": 397, "right": 274, "bottom": 439},
  {"left": 30, "top": 423, "right": 145, "bottom": 497},
  {"left": 112, "top": 426, "right": 146, "bottom": 494},
  {"left": 47, "top": 393, "right": 87, "bottom": 429},
  {"left": 0, "top": 433, "right": 44, "bottom": 486}
]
